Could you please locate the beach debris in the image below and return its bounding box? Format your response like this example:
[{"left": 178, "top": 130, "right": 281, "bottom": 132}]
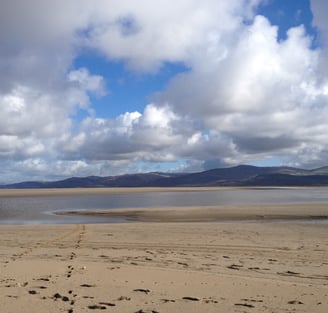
[
  {"left": 161, "top": 299, "right": 176, "bottom": 303},
  {"left": 277, "top": 270, "right": 300, "bottom": 277},
  {"left": 99, "top": 302, "right": 116, "bottom": 307},
  {"left": 36, "top": 277, "right": 50, "bottom": 282},
  {"left": 80, "top": 283, "right": 95, "bottom": 287},
  {"left": 182, "top": 296, "right": 200, "bottom": 301},
  {"left": 53, "top": 293, "right": 62, "bottom": 299},
  {"left": 241, "top": 298, "right": 263, "bottom": 303},
  {"left": 28, "top": 290, "right": 37, "bottom": 295},
  {"left": 204, "top": 298, "right": 218, "bottom": 304},
  {"left": 177, "top": 262, "right": 189, "bottom": 267},
  {"left": 133, "top": 288, "right": 150, "bottom": 294},
  {"left": 234, "top": 303, "right": 255, "bottom": 308},
  {"left": 135, "top": 309, "right": 159, "bottom": 313},
  {"left": 117, "top": 296, "right": 131, "bottom": 301},
  {"left": 248, "top": 267, "right": 261, "bottom": 270},
  {"left": 88, "top": 304, "right": 107, "bottom": 310},
  {"left": 227, "top": 264, "right": 243, "bottom": 270},
  {"left": 288, "top": 300, "right": 304, "bottom": 305}
]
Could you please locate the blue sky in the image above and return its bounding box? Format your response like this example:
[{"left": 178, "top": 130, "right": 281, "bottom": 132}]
[
  {"left": 0, "top": 0, "right": 328, "bottom": 183},
  {"left": 73, "top": 55, "right": 189, "bottom": 119},
  {"left": 258, "top": 0, "right": 315, "bottom": 38}
]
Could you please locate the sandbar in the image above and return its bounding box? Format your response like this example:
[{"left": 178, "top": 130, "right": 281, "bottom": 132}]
[{"left": 58, "top": 203, "right": 328, "bottom": 223}]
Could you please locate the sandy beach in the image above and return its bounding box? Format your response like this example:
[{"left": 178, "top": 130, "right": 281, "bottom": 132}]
[{"left": 1, "top": 199, "right": 328, "bottom": 312}]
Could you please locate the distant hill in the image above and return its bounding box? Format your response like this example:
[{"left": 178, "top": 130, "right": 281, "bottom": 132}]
[{"left": 2, "top": 165, "right": 328, "bottom": 188}]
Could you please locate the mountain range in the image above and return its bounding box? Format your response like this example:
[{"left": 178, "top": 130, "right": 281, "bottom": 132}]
[{"left": 2, "top": 165, "right": 328, "bottom": 188}]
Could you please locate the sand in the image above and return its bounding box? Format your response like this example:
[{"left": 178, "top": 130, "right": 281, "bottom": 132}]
[
  {"left": 59, "top": 203, "right": 328, "bottom": 223},
  {"left": 1, "top": 188, "right": 328, "bottom": 312},
  {"left": 0, "top": 186, "right": 310, "bottom": 198},
  {"left": 0, "top": 187, "right": 238, "bottom": 197},
  {"left": 0, "top": 216, "right": 328, "bottom": 312}
]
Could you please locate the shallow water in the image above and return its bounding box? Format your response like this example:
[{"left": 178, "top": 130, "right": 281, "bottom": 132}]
[{"left": 0, "top": 188, "right": 327, "bottom": 224}]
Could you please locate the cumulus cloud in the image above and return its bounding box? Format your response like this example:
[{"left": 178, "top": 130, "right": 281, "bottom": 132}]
[
  {"left": 60, "top": 104, "right": 183, "bottom": 161},
  {"left": 155, "top": 14, "right": 328, "bottom": 167},
  {"left": 0, "top": 69, "right": 105, "bottom": 161},
  {"left": 80, "top": 0, "right": 258, "bottom": 71},
  {"left": 0, "top": 0, "right": 328, "bottom": 182}
]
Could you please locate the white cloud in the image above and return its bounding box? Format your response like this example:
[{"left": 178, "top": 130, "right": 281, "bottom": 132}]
[
  {"left": 1, "top": 0, "right": 328, "bottom": 182},
  {"left": 68, "top": 68, "right": 106, "bottom": 97},
  {"left": 154, "top": 14, "right": 328, "bottom": 167},
  {"left": 61, "top": 104, "right": 184, "bottom": 161},
  {"left": 84, "top": 0, "right": 259, "bottom": 71}
]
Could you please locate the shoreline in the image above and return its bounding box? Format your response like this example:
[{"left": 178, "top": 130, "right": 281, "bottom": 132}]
[{"left": 0, "top": 186, "right": 324, "bottom": 197}]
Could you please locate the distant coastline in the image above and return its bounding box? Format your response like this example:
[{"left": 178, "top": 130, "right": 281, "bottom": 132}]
[{"left": 2, "top": 165, "right": 328, "bottom": 189}]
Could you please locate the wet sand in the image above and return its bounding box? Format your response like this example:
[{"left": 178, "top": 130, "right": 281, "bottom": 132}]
[
  {"left": 59, "top": 203, "right": 328, "bottom": 223},
  {"left": 0, "top": 186, "right": 311, "bottom": 198},
  {"left": 1, "top": 204, "right": 328, "bottom": 312},
  {"left": 0, "top": 187, "right": 235, "bottom": 197}
]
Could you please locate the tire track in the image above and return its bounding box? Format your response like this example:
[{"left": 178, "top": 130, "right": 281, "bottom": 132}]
[{"left": 1, "top": 224, "right": 85, "bottom": 268}]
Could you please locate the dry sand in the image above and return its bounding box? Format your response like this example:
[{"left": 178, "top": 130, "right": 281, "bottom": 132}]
[
  {"left": 1, "top": 206, "right": 328, "bottom": 312},
  {"left": 1, "top": 188, "right": 328, "bottom": 312}
]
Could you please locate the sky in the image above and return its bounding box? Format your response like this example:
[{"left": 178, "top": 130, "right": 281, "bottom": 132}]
[{"left": 1, "top": 0, "right": 328, "bottom": 183}]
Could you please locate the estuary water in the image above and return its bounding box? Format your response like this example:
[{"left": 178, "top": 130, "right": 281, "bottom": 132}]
[{"left": 0, "top": 188, "right": 327, "bottom": 225}]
